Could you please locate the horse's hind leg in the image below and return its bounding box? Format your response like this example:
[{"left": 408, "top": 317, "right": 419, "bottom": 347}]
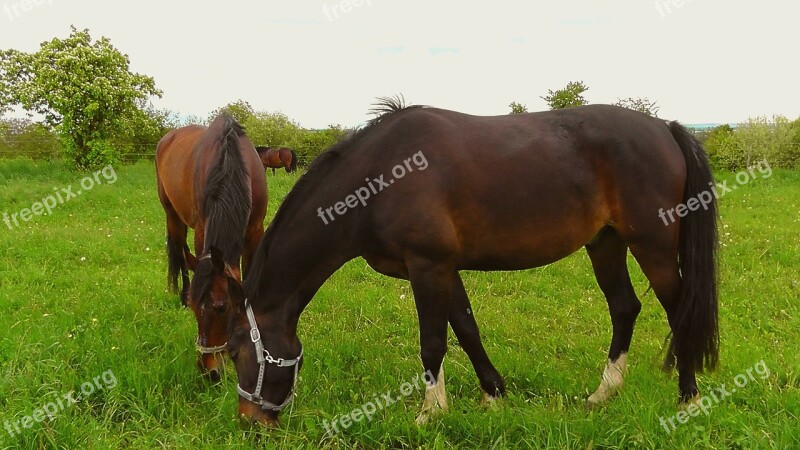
[
  {"left": 585, "top": 227, "right": 642, "bottom": 406},
  {"left": 164, "top": 206, "right": 191, "bottom": 305},
  {"left": 629, "top": 242, "right": 699, "bottom": 403},
  {"left": 449, "top": 272, "right": 505, "bottom": 402}
]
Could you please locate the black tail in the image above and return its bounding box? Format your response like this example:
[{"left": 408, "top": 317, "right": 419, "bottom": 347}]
[
  {"left": 665, "top": 121, "right": 720, "bottom": 373},
  {"left": 166, "top": 230, "right": 185, "bottom": 294},
  {"left": 287, "top": 149, "right": 298, "bottom": 173}
]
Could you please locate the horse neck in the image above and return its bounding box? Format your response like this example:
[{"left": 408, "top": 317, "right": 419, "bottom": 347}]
[{"left": 248, "top": 199, "right": 359, "bottom": 332}]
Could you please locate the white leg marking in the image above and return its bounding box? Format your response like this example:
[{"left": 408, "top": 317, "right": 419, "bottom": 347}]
[
  {"left": 481, "top": 392, "right": 499, "bottom": 407},
  {"left": 415, "top": 363, "right": 448, "bottom": 425},
  {"left": 679, "top": 393, "right": 702, "bottom": 411},
  {"left": 587, "top": 352, "right": 628, "bottom": 406}
]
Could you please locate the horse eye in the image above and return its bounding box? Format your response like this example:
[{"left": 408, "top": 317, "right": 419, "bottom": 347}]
[{"left": 227, "top": 343, "right": 238, "bottom": 361}]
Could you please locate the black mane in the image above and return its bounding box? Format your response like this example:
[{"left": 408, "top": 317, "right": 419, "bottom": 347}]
[
  {"left": 242, "top": 96, "right": 422, "bottom": 301},
  {"left": 190, "top": 113, "right": 251, "bottom": 301}
]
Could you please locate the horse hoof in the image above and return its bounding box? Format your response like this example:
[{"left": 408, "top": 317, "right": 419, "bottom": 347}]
[
  {"left": 415, "top": 407, "right": 443, "bottom": 425},
  {"left": 481, "top": 392, "right": 502, "bottom": 408},
  {"left": 679, "top": 393, "right": 702, "bottom": 410},
  {"left": 585, "top": 398, "right": 603, "bottom": 410}
]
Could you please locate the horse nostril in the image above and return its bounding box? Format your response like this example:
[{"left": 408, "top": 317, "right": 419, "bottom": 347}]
[{"left": 208, "top": 368, "right": 221, "bottom": 382}]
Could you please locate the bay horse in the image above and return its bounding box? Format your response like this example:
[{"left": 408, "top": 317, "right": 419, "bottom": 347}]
[
  {"left": 255, "top": 146, "right": 298, "bottom": 174},
  {"left": 155, "top": 113, "right": 267, "bottom": 380},
  {"left": 226, "top": 99, "right": 718, "bottom": 425}
]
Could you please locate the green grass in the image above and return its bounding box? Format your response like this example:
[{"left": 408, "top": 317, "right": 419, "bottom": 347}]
[{"left": 0, "top": 159, "right": 798, "bottom": 449}]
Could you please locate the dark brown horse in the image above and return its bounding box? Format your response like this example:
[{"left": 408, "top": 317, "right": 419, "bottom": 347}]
[
  {"left": 156, "top": 114, "right": 267, "bottom": 380},
  {"left": 226, "top": 99, "right": 718, "bottom": 425},
  {"left": 255, "top": 146, "right": 298, "bottom": 174}
]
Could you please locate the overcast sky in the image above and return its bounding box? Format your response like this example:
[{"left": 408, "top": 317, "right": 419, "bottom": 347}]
[{"left": 1, "top": 1, "right": 796, "bottom": 128}]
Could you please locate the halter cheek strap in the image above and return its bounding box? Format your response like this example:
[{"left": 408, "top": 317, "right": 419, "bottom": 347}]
[
  {"left": 236, "top": 300, "right": 303, "bottom": 412},
  {"left": 193, "top": 253, "right": 227, "bottom": 355}
]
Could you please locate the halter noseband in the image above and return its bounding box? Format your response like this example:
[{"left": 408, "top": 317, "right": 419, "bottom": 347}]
[
  {"left": 236, "top": 300, "right": 302, "bottom": 412},
  {"left": 196, "top": 337, "right": 228, "bottom": 355}
]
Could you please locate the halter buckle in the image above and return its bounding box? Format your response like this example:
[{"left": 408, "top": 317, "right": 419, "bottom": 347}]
[{"left": 250, "top": 327, "right": 261, "bottom": 343}]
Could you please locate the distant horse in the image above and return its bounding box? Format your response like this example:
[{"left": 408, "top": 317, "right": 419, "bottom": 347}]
[
  {"left": 155, "top": 114, "right": 267, "bottom": 380},
  {"left": 255, "top": 146, "right": 298, "bottom": 174},
  {"left": 226, "top": 99, "right": 718, "bottom": 425}
]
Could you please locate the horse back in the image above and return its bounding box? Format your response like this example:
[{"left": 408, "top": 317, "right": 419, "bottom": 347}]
[{"left": 155, "top": 125, "right": 208, "bottom": 228}]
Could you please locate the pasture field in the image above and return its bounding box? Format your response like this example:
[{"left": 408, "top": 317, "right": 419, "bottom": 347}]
[{"left": 0, "top": 159, "right": 798, "bottom": 449}]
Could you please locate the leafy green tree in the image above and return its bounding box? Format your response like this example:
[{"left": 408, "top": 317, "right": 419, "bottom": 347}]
[
  {"left": 297, "top": 125, "right": 348, "bottom": 161},
  {"left": 0, "top": 118, "right": 60, "bottom": 159},
  {"left": 709, "top": 117, "right": 799, "bottom": 170},
  {"left": 0, "top": 26, "right": 162, "bottom": 168},
  {"left": 509, "top": 101, "right": 528, "bottom": 114},
  {"left": 703, "top": 124, "right": 735, "bottom": 167},
  {"left": 790, "top": 117, "right": 800, "bottom": 151},
  {"left": 614, "top": 97, "right": 660, "bottom": 117},
  {"left": 113, "top": 106, "right": 178, "bottom": 161},
  {"left": 541, "top": 81, "right": 589, "bottom": 110},
  {"left": 242, "top": 111, "right": 303, "bottom": 148},
  {"left": 208, "top": 100, "right": 255, "bottom": 125}
]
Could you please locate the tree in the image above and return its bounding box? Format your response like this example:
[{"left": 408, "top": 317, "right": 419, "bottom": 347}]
[
  {"left": 541, "top": 81, "right": 589, "bottom": 110},
  {"left": 614, "top": 97, "right": 660, "bottom": 117},
  {"left": 297, "top": 125, "right": 348, "bottom": 161},
  {"left": 707, "top": 117, "right": 799, "bottom": 170},
  {"left": 703, "top": 124, "right": 735, "bottom": 167},
  {"left": 0, "top": 26, "right": 162, "bottom": 168},
  {"left": 113, "top": 105, "right": 178, "bottom": 161},
  {"left": 509, "top": 101, "right": 528, "bottom": 114},
  {"left": 0, "top": 118, "right": 60, "bottom": 159},
  {"left": 242, "top": 111, "right": 303, "bottom": 148},
  {"left": 208, "top": 100, "right": 255, "bottom": 125}
]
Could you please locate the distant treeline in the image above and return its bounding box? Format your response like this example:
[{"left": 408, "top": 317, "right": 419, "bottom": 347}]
[
  {"left": 691, "top": 116, "right": 800, "bottom": 170},
  {"left": 2, "top": 109, "right": 799, "bottom": 171},
  {"left": 0, "top": 102, "right": 349, "bottom": 166}
]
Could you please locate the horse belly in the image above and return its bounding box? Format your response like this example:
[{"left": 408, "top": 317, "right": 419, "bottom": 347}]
[{"left": 455, "top": 206, "right": 604, "bottom": 271}]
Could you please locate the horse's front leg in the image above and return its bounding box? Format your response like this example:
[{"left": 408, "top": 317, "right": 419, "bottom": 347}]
[{"left": 407, "top": 258, "right": 453, "bottom": 424}]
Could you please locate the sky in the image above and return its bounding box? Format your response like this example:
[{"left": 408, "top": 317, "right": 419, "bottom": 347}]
[{"left": 0, "top": 0, "right": 797, "bottom": 129}]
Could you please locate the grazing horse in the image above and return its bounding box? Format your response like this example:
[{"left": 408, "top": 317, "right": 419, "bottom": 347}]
[
  {"left": 255, "top": 146, "right": 298, "bottom": 174},
  {"left": 155, "top": 114, "right": 267, "bottom": 380},
  {"left": 226, "top": 99, "right": 718, "bottom": 425}
]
